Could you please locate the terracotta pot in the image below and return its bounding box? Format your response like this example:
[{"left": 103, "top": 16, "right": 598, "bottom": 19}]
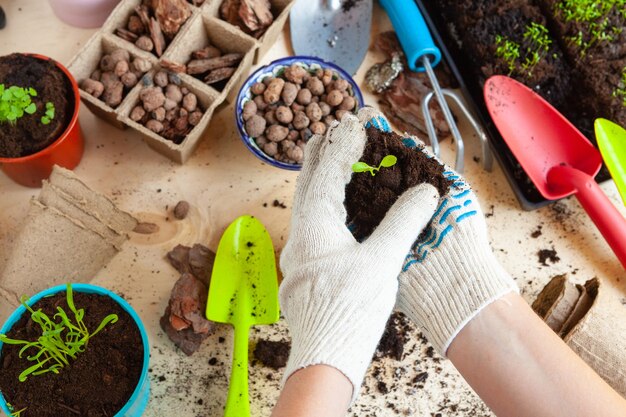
[
  {"left": 0, "top": 54, "right": 84, "bottom": 188},
  {"left": 48, "top": 0, "right": 120, "bottom": 28}
]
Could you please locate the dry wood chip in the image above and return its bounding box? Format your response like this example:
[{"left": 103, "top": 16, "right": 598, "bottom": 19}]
[
  {"left": 220, "top": 0, "right": 241, "bottom": 24},
  {"left": 115, "top": 28, "right": 139, "bottom": 42},
  {"left": 135, "top": 5, "right": 151, "bottom": 28},
  {"left": 192, "top": 46, "right": 222, "bottom": 60},
  {"left": 153, "top": 0, "right": 192, "bottom": 38},
  {"left": 187, "top": 53, "right": 243, "bottom": 74},
  {"left": 149, "top": 17, "right": 167, "bottom": 56},
  {"left": 133, "top": 222, "right": 160, "bottom": 234},
  {"left": 161, "top": 59, "right": 187, "bottom": 74},
  {"left": 204, "top": 67, "right": 237, "bottom": 84},
  {"left": 239, "top": 0, "right": 273, "bottom": 32}
]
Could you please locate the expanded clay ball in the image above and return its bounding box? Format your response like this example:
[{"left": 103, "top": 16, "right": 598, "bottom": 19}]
[
  {"left": 135, "top": 36, "right": 154, "bottom": 52},
  {"left": 305, "top": 102, "right": 322, "bottom": 122},
  {"left": 293, "top": 111, "right": 310, "bottom": 130},
  {"left": 250, "top": 82, "right": 266, "bottom": 95},
  {"left": 242, "top": 101, "right": 257, "bottom": 121},
  {"left": 284, "top": 64, "right": 308, "bottom": 84},
  {"left": 110, "top": 49, "right": 130, "bottom": 65},
  {"left": 326, "top": 90, "right": 343, "bottom": 106},
  {"left": 182, "top": 93, "right": 198, "bottom": 112},
  {"left": 246, "top": 115, "right": 266, "bottom": 137},
  {"left": 281, "top": 82, "right": 298, "bottom": 106},
  {"left": 113, "top": 60, "right": 129, "bottom": 77},
  {"left": 296, "top": 88, "right": 312, "bottom": 105},
  {"left": 266, "top": 125, "right": 289, "bottom": 142},
  {"left": 99, "top": 54, "right": 115, "bottom": 72},
  {"left": 103, "top": 81, "right": 123, "bottom": 107},
  {"left": 189, "top": 111, "right": 203, "bottom": 126},
  {"left": 306, "top": 77, "right": 324, "bottom": 96},
  {"left": 140, "top": 87, "right": 165, "bottom": 112},
  {"left": 275, "top": 106, "right": 293, "bottom": 124},
  {"left": 165, "top": 84, "right": 183, "bottom": 103},
  {"left": 132, "top": 57, "right": 152, "bottom": 73},
  {"left": 121, "top": 72, "right": 138, "bottom": 88},
  {"left": 81, "top": 79, "right": 104, "bottom": 99},
  {"left": 146, "top": 119, "right": 164, "bottom": 133},
  {"left": 263, "top": 78, "right": 285, "bottom": 104},
  {"left": 245, "top": 63, "right": 359, "bottom": 164},
  {"left": 130, "top": 105, "right": 146, "bottom": 121},
  {"left": 154, "top": 71, "right": 169, "bottom": 87}
]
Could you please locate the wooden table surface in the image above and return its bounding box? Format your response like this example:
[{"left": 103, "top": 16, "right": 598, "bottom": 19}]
[{"left": 1, "top": 1, "right": 625, "bottom": 416}]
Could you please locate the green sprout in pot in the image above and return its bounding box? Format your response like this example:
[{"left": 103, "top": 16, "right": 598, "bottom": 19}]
[
  {"left": 352, "top": 155, "right": 398, "bottom": 176},
  {"left": 0, "top": 284, "right": 119, "bottom": 382},
  {"left": 6, "top": 403, "right": 27, "bottom": 417},
  {"left": 0, "top": 84, "right": 55, "bottom": 125}
]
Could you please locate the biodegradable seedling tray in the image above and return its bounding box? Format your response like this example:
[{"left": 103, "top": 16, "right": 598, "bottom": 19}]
[{"left": 68, "top": 0, "right": 294, "bottom": 163}]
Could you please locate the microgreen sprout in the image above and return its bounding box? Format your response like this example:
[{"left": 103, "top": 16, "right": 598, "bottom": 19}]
[
  {"left": 0, "top": 284, "right": 119, "bottom": 382},
  {"left": 6, "top": 403, "right": 27, "bottom": 417},
  {"left": 41, "top": 102, "right": 55, "bottom": 125},
  {"left": 612, "top": 66, "right": 626, "bottom": 107},
  {"left": 495, "top": 23, "right": 554, "bottom": 77},
  {"left": 555, "top": 0, "right": 626, "bottom": 55},
  {"left": 0, "top": 85, "right": 37, "bottom": 124},
  {"left": 495, "top": 34, "right": 521, "bottom": 75},
  {"left": 352, "top": 155, "right": 397, "bottom": 176}
]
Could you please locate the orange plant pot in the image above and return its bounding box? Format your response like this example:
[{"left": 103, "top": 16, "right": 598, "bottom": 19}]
[{"left": 0, "top": 54, "right": 84, "bottom": 188}]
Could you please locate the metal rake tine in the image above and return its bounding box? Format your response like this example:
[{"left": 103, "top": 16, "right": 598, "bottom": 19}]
[{"left": 422, "top": 89, "right": 493, "bottom": 173}]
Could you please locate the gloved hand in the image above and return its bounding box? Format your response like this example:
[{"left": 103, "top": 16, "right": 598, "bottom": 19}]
[
  {"left": 279, "top": 110, "right": 439, "bottom": 402},
  {"left": 356, "top": 108, "right": 520, "bottom": 355}
]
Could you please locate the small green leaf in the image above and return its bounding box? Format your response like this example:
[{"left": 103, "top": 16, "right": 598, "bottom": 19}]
[
  {"left": 379, "top": 155, "right": 398, "bottom": 168},
  {"left": 41, "top": 116, "right": 50, "bottom": 125},
  {"left": 24, "top": 103, "right": 36, "bottom": 114},
  {"left": 352, "top": 162, "right": 374, "bottom": 173},
  {"left": 29, "top": 87, "right": 37, "bottom": 96}
]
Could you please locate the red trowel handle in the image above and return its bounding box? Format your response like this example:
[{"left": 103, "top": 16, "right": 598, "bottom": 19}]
[{"left": 549, "top": 165, "right": 626, "bottom": 269}]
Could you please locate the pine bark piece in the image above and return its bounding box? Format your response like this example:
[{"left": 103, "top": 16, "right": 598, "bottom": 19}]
[
  {"left": 134, "top": 5, "right": 151, "bottom": 29},
  {"left": 220, "top": 0, "right": 241, "bottom": 26},
  {"left": 152, "top": 0, "right": 192, "bottom": 39},
  {"left": 204, "top": 67, "right": 237, "bottom": 84},
  {"left": 161, "top": 59, "right": 187, "bottom": 74},
  {"left": 192, "top": 46, "right": 222, "bottom": 60},
  {"left": 149, "top": 17, "right": 167, "bottom": 56},
  {"left": 187, "top": 53, "right": 243, "bottom": 74},
  {"left": 115, "top": 28, "right": 139, "bottom": 43},
  {"left": 239, "top": 0, "right": 273, "bottom": 32}
]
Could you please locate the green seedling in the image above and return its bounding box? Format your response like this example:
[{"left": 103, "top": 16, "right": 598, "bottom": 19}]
[
  {"left": 6, "top": 403, "right": 26, "bottom": 417},
  {"left": 41, "top": 102, "right": 55, "bottom": 125},
  {"left": 613, "top": 66, "right": 626, "bottom": 107},
  {"left": 555, "top": 0, "right": 626, "bottom": 55},
  {"left": 496, "top": 23, "right": 554, "bottom": 77},
  {"left": 0, "top": 284, "right": 118, "bottom": 382},
  {"left": 495, "top": 34, "right": 521, "bottom": 75},
  {"left": 0, "top": 85, "right": 37, "bottom": 124},
  {"left": 352, "top": 155, "right": 398, "bottom": 176}
]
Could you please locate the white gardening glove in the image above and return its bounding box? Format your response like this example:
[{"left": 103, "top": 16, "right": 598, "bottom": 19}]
[
  {"left": 279, "top": 111, "right": 439, "bottom": 403},
  {"left": 357, "top": 108, "right": 520, "bottom": 355}
]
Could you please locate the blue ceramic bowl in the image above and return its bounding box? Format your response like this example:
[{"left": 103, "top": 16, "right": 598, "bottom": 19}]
[
  {"left": 236, "top": 56, "right": 365, "bottom": 170},
  {"left": 0, "top": 284, "right": 150, "bottom": 417}
]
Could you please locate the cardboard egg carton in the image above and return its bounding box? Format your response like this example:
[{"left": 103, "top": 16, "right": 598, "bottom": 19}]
[{"left": 68, "top": 0, "right": 294, "bottom": 163}]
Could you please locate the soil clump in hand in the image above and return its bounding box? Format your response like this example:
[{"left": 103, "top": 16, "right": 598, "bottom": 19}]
[{"left": 345, "top": 126, "right": 452, "bottom": 241}]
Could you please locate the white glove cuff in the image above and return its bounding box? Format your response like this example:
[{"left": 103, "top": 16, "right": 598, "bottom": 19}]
[
  {"left": 399, "top": 238, "right": 518, "bottom": 355},
  {"left": 281, "top": 279, "right": 394, "bottom": 404}
]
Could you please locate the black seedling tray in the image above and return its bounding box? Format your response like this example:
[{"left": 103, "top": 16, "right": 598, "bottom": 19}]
[{"left": 412, "top": 0, "right": 607, "bottom": 210}]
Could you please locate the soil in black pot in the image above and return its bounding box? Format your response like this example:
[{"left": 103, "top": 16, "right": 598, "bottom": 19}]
[
  {"left": 345, "top": 126, "right": 452, "bottom": 241},
  {"left": 0, "top": 291, "right": 144, "bottom": 417},
  {"left": 0, "top": 54, "right": 74, "bottom": 159}
]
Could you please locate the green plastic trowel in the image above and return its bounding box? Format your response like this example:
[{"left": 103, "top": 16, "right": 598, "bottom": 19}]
[
  {"left": 206, "top": 215, "right": 279, "bottom": 417},
  {"left": 595, "top": 118, "right": 626, "bottom": 205}
]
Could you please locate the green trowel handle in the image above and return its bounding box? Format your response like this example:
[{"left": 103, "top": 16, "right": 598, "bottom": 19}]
[{"left": 224, "top": 324, "right": 250, "bottom": 417}]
